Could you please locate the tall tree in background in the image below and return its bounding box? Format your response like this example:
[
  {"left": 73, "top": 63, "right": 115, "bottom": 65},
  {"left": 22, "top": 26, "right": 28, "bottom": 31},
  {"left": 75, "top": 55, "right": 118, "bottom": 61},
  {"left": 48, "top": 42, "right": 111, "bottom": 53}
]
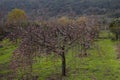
[
  {"left": 5, "top": 8, "right": 28, "bottom": 41},
  {"left": 6, "top": 8, "right": 27, "bottom": 25}
]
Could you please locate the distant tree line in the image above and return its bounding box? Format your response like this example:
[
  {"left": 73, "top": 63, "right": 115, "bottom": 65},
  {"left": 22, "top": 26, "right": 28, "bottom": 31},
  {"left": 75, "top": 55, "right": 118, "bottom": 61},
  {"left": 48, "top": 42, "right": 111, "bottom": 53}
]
[{"left": 0, "top": 0, "right": 120, "bottom": 18}]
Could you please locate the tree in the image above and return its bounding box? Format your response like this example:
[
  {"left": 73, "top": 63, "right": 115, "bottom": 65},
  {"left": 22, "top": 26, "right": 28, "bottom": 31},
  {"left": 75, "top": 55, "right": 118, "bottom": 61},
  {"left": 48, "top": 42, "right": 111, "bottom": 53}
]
[
  {"left": 5, "top": 8, "right": 28, "bottom": 41},
  {"left": 11, "top": 24, "right": 39, "bottom": 80},
  {"left": 0, "top": 12, "right": 7, "bottom": 41},
  {"left": 109, "top": 18, "right": 120, "bottom": 40},
  {"left": 116, "top": 43, "right": 120, "bottom": 59},
  {"left": 6, "top": 8, "right": 28, "bottom": 32},
  {"left": 0, "top": 12, "right": 3, "bottom": 35},
  {"left": 76, "top": 16, "right": 100, "bottom": 56},
  {"left": 6, "top": 8, "right": 27, "bottom": 25},
  {"left": 30, "top": 19, "right": 81, "bottom": 76},
  {"left": 11, "top": 18, "right": 81, "bottom": 77}
]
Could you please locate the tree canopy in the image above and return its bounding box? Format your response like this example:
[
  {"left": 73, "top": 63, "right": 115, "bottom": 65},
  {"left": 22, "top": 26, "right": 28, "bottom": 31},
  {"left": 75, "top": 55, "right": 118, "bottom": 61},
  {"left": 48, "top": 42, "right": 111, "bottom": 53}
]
[{"left": 6, "top": 8, "right": 27, "bottom": 25}]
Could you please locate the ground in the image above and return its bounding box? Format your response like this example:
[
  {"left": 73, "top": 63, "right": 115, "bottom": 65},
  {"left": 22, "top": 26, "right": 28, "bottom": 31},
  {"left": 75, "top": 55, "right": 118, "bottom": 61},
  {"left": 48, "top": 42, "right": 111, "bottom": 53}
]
[{"left": 0, "top": 31, "right": 120, "bottom": 80}]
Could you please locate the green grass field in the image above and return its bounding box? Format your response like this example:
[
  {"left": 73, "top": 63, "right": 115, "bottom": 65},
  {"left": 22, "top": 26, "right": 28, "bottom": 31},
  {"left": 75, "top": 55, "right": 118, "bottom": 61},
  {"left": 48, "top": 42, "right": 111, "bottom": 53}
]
[{"left": 0, "top": 32, "right": 120, "bottom": 80}]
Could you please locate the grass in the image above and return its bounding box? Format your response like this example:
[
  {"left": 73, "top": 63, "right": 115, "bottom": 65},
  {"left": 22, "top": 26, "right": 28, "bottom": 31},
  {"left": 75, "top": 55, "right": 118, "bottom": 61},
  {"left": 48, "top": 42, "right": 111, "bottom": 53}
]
[
  {"left": 0, "top": 39, "right": 17, "bottom": 77},
  {"left": 1, "top": 31, "right": 120, "bottom": 80},
  {"left": 64, "top": 39, "right": 120, "bottom": 80},
  {"left": 32, "top": 39, "right": 120, "bottom": 80}
]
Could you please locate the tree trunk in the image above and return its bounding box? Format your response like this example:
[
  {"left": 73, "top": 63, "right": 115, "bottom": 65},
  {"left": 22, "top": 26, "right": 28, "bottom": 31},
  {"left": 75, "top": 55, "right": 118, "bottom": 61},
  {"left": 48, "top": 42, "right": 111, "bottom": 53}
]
[
  {"left": 61, "top": 50, "right": 66, "bottom": 76},
  {"left": 116, "top": 34, "right": 119, "bottom": 40}
]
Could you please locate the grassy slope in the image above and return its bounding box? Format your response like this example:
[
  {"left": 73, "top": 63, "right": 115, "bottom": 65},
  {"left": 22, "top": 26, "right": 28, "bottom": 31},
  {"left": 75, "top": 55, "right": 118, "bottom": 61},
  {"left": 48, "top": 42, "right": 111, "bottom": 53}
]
[
  {"left": 0, "top": 32, "right": 120, "bottom": 80},
  {"left": 0, "top": 39, "right": 17, "bottom": 76}
]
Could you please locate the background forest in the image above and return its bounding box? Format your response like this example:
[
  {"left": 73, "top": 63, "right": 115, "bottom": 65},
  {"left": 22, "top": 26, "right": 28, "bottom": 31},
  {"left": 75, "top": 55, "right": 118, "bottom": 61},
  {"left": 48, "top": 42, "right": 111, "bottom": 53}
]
[{"left": 0, "top": 0, "right": 120, "bottom": 18}]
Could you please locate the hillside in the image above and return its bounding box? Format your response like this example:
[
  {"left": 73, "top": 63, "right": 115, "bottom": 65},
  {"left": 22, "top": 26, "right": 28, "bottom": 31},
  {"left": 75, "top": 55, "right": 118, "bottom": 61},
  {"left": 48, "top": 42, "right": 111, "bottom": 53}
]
[
  {"left": 0, "top": 0, "right": 120, "bottom": 79},
  {"left": 0, "top": 0, "right": 120, "bottom": 18}
]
